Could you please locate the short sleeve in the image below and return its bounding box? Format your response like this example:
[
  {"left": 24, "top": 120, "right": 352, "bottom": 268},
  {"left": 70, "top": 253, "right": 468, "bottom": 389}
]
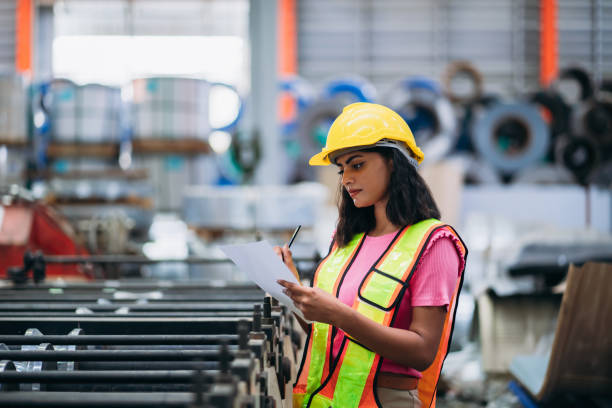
[{"left": 409, "top": 234, "right": 462, "bottom": 307}]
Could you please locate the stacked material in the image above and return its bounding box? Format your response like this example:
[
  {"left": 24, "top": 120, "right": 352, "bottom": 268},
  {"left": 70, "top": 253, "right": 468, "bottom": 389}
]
[
  {"left": 50, "top": 80, "right": 123, "bottom": 144},
  {"left": 44, "top": 170, "right": 155, "bottom": 243},
  {"left": 182, "top": 183, "right": 327, "bottom": 231},
  {"left": 0, "top": 147, "right": 26, "bottom": 186},
  {"left": 0, "top": 279, "right": 303, "bottom": 407},
  {"left": 131, "top": 77, "right": 211, "bottom": 140},
  {"left": 0, "top": 76, "right": 28, "bottom": 143}
]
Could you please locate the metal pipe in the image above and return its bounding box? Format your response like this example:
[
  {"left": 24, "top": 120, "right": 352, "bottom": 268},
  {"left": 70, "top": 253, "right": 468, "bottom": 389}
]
[
  {"left": 0, "top": 391, "right": 194, "bottom": 407},
  {"left": 0, "top": 302, "right": 259, "bottom": 311},
  {"left": 76, "top": 361, "right": 220, "bottom": 371},
  {"left": 44, "top": 384, "right": 193, "bottom": 392},
  {"left": 0, "top": 349, "right": 238, "bottom": 361},
  {"left": 0, "top": 312, "right": 254, "bottom": 318},
  {"left": 0, "top": 370, "right": 213, "bottom": 383},
  {"left": 0, "top": 295, "right": 265, "bottom": 303},
  {"left": 0, "top": 282, "right": 262, "bottom": 290},
  {"left": 0, "top": 335, "right": 238, "bottom": 345},
  {"left": 0, "top": 317, "right": 247, "bottom": 335},
  {"left": 41, "top": 254, "right": 316, "bottom": 265}
]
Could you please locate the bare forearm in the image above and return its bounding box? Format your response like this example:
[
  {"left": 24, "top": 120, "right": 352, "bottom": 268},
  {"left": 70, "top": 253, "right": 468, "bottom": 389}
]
[
  {"left": 277, "top": 279, "right": 444, "bottom": 371},
  {"left": 332, "top": 305, "right": 434, "bottom": 371}
]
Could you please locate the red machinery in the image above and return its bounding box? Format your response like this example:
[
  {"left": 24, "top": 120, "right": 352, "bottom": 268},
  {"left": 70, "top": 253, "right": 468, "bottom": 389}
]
[{"left": 0, "top": 199, "right": 91, "bottom": 281}]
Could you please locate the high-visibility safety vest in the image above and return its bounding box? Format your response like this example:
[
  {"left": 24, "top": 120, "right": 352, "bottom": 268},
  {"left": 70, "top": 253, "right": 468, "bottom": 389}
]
[{"left": 293, "top": 219, "right": 467, "bottom": 408}]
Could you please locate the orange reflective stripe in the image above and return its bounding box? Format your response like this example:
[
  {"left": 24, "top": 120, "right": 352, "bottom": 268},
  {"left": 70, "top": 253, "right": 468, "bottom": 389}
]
[
  {"left": 295, "top": 220, "right": 467, "bottom": 408},
  {"left": 418, "top": 225, "right": 467, "bottom": 407},
  {"left": 356, "top": 357, "right": 380, "bottom": 406},
  {"left": 418, "top": 284, "right": 460, "bottom": 407},
  {"left": 294, "top": 234, "right": 365, "bottom": 407}
]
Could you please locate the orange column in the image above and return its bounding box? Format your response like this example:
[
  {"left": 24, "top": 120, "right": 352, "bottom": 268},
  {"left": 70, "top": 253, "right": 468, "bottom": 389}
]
[
  {"left": 278, "top": 0, "right": 297, "bottom": 123},
  {"left": 15, "top": 0, "right": 33, "bottom": 76},
  {"left": 540, "top": 0, "right": 558, "bottom": 87}
]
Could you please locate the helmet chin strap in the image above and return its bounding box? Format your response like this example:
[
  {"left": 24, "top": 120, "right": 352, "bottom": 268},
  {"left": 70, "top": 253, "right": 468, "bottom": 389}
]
[{"left": 329, "top": 139, "right": 419, "bottom": 169}]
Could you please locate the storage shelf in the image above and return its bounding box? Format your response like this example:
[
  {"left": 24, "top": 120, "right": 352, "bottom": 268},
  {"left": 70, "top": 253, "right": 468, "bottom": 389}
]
[
  {"left": 0, "top": 138, "right": 28, "bottom": 147},
  {"left": 46, "top": 195, "right": 154, "bottom": 209},
  {"left": 132, "top": 138, "right": 210, "bottom": 155},
  {"left": 42, "top": 168, "right": 149, "bottom": 180},
  {"left": 46, "top": 139, "right": 211, "bottom": 158},
  {"left": 47, "top": 143, "right": 119, "bottom": 158}
]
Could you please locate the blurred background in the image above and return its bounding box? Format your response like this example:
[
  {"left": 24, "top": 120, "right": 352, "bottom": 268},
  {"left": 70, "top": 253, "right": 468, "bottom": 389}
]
[{"left": 0, "top": 0, "right": 611, "bottom": 407}]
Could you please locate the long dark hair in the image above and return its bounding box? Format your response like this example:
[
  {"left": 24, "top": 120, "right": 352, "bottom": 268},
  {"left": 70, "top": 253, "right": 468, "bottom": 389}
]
[{"left": 334, "top": 147, "right": 440, "bottom": 247}]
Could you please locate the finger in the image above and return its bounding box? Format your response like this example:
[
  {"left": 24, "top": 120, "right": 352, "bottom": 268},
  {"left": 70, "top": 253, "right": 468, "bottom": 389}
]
[
  {"left": 283, "top": 289, "right": 300, "bottom": 304},
  {"left": 282, "top": 245, "right": 292, "bottom": 260},
  {"left": 277, "top": 280, "right": 296, "bottom": 289},
  {"left": 284, "top": 283, "right": 308, "bottom": 296}
]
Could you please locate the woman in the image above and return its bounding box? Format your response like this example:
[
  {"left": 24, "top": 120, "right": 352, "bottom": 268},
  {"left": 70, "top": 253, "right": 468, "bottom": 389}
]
[{"left": 275, "top": 102, "right": 467, "bottom": 408}]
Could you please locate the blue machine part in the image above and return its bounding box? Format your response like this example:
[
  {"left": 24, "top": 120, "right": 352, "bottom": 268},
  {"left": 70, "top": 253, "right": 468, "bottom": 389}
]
[
  {"left": 209, "top": 82, "right": 243, "bottom": 133},
  {"left": 322, "top": 77, "right": 377, "bottom": 103},
  {"left": 279, "top": 76, "right": 315, "bottom": 143},
  {"left": 31, "top": 81, "right": 52, "bottom": 169},
  {"left": 385, "top": 76, "right": 457, "bottom": 163},
  {"left": 401, "top": 76, "right": 442, "bottom": 95},
  {"left": 508, "top": 381, "right": 540, "bottom": 408}
]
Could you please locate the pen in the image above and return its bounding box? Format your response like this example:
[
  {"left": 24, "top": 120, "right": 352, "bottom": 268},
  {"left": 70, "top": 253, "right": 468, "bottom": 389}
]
[
  {"left": 282, "top": 225, "right": 301, "bottom": 263},
  {"left": 288, "top": 225, "right": 301, "bottom": 248}
]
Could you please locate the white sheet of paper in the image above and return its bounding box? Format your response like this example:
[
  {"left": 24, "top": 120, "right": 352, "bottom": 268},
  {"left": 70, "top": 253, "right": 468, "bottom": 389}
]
[{"left": 219, "top": 240, "right": 311, "bottom": 323}]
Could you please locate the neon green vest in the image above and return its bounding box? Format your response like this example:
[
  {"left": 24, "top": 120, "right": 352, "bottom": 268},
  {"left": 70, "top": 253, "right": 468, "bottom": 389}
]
[{"left": 293, "top": 219, "right": 467, "bottom": 408}]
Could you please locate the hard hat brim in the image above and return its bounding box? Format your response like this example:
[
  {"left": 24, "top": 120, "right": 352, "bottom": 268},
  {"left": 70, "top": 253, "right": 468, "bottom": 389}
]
[{"left": 308, "top": 150, "right": 331, "bottom": 166}]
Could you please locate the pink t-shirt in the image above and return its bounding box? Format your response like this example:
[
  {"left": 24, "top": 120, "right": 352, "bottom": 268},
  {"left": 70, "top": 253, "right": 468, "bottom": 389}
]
[{"left": 331, "top": 228, "right": 464, "bottom": 378}]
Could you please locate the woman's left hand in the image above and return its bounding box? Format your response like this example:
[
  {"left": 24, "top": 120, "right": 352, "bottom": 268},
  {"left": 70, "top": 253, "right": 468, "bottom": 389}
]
[{"left": 277, "top": 280, "right": 345, "bottom": 324}]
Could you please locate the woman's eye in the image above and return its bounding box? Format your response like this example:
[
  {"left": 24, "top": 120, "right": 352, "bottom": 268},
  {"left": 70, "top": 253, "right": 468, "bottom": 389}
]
[
  {"left": 337, "top": 169, "right": 344, "bottom": 175},
  {"left": 353, "top": 162, "right": 363, "bottom": 170}
]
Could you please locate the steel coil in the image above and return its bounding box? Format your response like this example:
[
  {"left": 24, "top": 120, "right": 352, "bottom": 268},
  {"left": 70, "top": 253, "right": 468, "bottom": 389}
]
[
  {"left": 321, "top": 77, "right": 377, "bottom": 104},
  {"left": 294, "top": 99, "right": 344, "bottom": 180},
  {"left": 556, "top": 66, "right": 594, "bottom": 105},
  {"left": 555, "top": 136, "right": 599, "bottom": 184},
  {"left": 442, "top": 60, "right": 484, "bottom": 104},
  {"left": 530, "top": 90, "right": 571, "bottom": 138},
  {"left": 386, "top": 77, "right": 457, "bottom": 164},
  {"left": 572, "top": 95, "right": 612, "bottom": 146},
  {"left": 472, "top": 103, "right": 550, "bottom": 173}
]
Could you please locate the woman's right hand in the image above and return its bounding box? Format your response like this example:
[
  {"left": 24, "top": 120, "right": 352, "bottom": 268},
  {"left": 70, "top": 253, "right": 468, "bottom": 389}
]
[{"left": 273, "top": 244, "right": 300, "bottom": 282}]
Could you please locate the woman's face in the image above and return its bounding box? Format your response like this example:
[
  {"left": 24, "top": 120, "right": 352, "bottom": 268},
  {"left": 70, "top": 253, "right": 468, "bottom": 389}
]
[{"left": 335, "top": 150, "right": 393, "bottom": 208}]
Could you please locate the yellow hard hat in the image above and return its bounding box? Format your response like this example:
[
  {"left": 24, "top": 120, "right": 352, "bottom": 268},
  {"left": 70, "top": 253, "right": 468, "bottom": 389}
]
[{"left": 308, "top": 102, "right": 424, "bottom": 166}]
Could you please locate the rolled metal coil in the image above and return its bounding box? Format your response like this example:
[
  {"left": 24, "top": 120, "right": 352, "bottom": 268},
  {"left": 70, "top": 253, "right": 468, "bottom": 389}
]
[
  {"left": 556, "top": 66, "right": 595, "bottom": 105},
  {"left": 321, "top": 77, "right": 377, "bottom": 104},
  {"left": 530, "top": 90, "right": 572, "bottom": 138},
  {"left": 472, "top": 102, "right": 550, "bottom": 173},
  {"left": 572, "top": 94, "right": 612, "bottom": 146},
  {"left": 442, "top": 60, "right": 484, "bottom": 105},
  {"left": 386, "top": 77, "right": 457, "bottom": 164},
  {"left": 554, "top": 135, "right": 599, "bottom": 185}
]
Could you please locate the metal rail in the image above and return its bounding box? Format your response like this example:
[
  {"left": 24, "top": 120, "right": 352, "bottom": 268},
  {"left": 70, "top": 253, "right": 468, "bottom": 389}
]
[
  {"left": 0, "top": 302, "right": 259, "bottom": 311},
  {"left": 0, "top": 370, "right": 216, "bottom": 383},
  {"left": 42, "top": 255, "right": 317, "bottom": 265},
  {"left": 0, "top": 392, "right": 194, "bottom": 407},
  {"left": 0, "top": 349, "right": 237, "bottom": 361},
  {"left": 0, "top": 334, "right": 238, "bottom": 345}
]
